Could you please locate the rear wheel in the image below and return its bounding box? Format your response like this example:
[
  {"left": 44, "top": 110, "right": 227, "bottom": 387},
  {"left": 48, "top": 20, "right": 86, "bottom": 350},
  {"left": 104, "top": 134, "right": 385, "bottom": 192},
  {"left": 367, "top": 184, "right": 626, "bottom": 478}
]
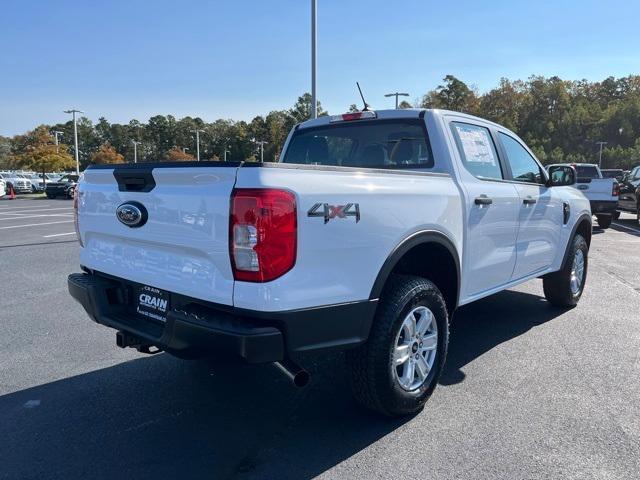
[
  {"left": 543, "top": 234, "right": 588, "bottom": 308},
  {"left": 637, "top": 204, "right": 640, "bottom": 225},
  {"left": 347, "top": 275, "right": 449, "bottom": 416},
  {"left": 596, "top": 214, "right": 612, "bottom": 229}
]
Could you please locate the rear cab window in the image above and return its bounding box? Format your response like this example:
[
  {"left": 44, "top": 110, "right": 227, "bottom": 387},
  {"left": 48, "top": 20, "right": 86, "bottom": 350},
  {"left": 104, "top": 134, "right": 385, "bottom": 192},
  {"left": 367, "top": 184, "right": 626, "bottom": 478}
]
[
  {"left": 281, "top": 119, "right": 433, "bottom": 169},
  {"left": 574, "top": 165, "right": 600, "bottom": 180}
]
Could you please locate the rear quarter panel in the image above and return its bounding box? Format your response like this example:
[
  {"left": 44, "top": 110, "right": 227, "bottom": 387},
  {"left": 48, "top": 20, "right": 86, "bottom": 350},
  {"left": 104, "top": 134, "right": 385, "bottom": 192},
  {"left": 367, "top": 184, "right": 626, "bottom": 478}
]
[{"left": 233, "top": 165, "right": 462, "bottom": 311}]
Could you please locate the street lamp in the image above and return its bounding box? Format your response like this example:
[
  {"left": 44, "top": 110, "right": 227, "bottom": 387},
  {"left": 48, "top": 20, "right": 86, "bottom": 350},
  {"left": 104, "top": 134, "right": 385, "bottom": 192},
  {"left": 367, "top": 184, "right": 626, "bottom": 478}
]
[
  {"left": 311, "top": 0, "right": 317, "bottom": 119},
  {"left": 51, "top": 130, "right": 64, "bottom": 153},
  {"left": 63, "top": 109, "right": 83, "bottom": 174},
  {"left": 596, "top": 141, "right": 608, "bottom": 168},
  {"left": 384, "top": 92, "right": 410, "bottom": 109},
  {"left": 253, "top": 140, "right": 268, "bottom": 162},
  {"left": 192, "top": 129, "right": 205, "bottom": 161},
  {"left": 131, "top": 140, "right": 142, "bottom": 163},
  {"left": 223, "top": 146, "right": 231, "bottom": 162}
]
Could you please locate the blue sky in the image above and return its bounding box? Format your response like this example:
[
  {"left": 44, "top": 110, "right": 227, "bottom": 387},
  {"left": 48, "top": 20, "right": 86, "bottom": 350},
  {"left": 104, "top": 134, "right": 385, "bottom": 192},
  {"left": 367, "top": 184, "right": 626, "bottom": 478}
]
[{"left": 1, "top": 0, "right": 638, "bottom": 135}]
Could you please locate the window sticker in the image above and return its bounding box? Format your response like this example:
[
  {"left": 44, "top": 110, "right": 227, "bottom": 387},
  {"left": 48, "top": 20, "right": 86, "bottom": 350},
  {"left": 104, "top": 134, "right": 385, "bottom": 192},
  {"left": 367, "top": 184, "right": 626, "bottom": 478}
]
[{"left": 456, "top": 125, "right": 497, "bottom": 166}]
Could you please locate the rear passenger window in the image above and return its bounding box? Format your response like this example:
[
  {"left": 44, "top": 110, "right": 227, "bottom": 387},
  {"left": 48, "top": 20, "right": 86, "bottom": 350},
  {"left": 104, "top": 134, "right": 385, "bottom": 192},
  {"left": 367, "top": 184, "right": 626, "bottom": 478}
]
[{"left": 450, "top": 122, "right": 503, "bottom": 180}]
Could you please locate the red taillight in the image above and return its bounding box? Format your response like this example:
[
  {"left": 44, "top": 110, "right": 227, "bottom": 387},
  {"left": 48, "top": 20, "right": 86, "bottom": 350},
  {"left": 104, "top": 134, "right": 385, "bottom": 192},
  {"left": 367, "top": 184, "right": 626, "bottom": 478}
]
[
  {"left": 73, "top": 186, "right": 83, "bottom": 247},
  {"left": 230, "top": 188, "right": 297, "bottom": 282},
  {"left": 612, "top": 182, "right": 620, "bottom": 197}
]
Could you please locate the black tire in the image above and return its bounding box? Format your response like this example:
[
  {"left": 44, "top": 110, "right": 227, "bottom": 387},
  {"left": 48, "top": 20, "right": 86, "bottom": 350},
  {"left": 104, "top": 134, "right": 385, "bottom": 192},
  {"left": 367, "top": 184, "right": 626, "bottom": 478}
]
[
  {"left": 596, "top": 214, "right": 612, "bottom": 229},
  {"left": 543, "top": 234, "right": 588, "bottom": 308},
  {"left": 347, "top": 275, "right": 449, "bottom": 416},
  {"left": 612, "top": 211, "right": 620, "bottom": 220},
  {"left": 637, "top": 204, "right": 640, "bottom": 225}
]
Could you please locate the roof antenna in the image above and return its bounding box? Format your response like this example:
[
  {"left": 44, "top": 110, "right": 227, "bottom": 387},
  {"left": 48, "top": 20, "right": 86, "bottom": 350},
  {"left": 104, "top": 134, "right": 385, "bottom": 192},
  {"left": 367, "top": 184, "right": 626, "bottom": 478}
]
[{"left": 356, "top": 82, "right": 372, "bottom": 111}]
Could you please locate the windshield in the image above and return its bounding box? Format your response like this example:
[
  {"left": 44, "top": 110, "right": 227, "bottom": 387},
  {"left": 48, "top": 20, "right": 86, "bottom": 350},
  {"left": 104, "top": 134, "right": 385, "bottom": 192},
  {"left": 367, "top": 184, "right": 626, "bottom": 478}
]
[
  {"left": 282, "top": 119, "right": 433, "bottom": 169},
  {"left": 575, "top": 165, "right": 599, "bottom": 179}
]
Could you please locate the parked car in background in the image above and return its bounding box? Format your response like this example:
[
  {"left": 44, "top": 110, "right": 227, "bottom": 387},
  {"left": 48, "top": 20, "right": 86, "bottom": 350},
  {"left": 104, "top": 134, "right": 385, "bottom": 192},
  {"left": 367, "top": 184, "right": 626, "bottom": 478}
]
[
  {"left": 0, "top": 178, "right": 5, "bottom": 197},
  {"left": 616, "top": 166, "right": 640, "bottom": 223},
  {"left": 601, "top": 169, "right": 624, "bottom": 182},
  {"left": 546, "top": 163, "right": 618, "bottom": 228},
  {"left": 45, "top": 174, "right": 79, "bottom": 199},
  {"left": 0, "top": 172, "right": 32, "bottom": 193},
  {"left": 28, "top": 173, "right": 56, "bottom": 192}
]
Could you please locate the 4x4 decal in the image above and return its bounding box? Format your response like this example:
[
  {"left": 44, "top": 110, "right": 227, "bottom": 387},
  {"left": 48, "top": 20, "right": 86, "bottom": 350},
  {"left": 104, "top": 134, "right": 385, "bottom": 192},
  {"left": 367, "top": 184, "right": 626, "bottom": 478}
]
[{"left": 307, "top": 203, "right": 360, "bottom": 223}]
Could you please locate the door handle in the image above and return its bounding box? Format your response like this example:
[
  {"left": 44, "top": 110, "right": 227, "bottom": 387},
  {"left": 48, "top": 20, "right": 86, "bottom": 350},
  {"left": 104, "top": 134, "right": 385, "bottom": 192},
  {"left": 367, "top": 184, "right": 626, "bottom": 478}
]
[
  {"left": 474, "top": 195, "right": 493, "bottom": 206},
  {"left": 523, "top": 197, "right": 537, "bottom": 205}
]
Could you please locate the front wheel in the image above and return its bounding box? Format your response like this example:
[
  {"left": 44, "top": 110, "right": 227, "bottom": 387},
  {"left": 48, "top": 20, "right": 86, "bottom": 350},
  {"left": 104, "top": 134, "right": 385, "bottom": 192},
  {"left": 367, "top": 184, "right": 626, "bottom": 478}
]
[
  {"left": 543, "top": 234, "right": 588, "bottom": 308},
  {"left": 347, "top": 275, "right": 449, "bottom": 416},
  {"left": 596, "top": 214, "right": 612, "bottom": 229}
]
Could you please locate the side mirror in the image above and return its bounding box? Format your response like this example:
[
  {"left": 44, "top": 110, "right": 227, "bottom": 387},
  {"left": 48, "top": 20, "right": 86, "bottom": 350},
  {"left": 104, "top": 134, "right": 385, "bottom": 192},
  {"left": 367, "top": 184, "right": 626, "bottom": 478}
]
[{"left": 547, "top": 165, "right": 576, "bottom": 187}]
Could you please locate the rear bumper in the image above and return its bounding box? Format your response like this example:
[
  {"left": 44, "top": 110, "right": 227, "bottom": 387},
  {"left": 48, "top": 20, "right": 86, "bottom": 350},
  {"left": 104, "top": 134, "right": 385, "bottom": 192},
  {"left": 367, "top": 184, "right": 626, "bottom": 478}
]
[
  {"left": 590, "top": 200, "right": 618, "bottom": 214},
  {"left": 68, "top": 271, "right": 377, "bottom": 363}
]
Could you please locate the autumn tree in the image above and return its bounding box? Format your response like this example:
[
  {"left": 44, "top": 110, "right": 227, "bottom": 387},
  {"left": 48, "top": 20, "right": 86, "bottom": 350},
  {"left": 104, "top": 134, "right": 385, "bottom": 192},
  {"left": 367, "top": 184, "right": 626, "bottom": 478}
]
[
  {"left": 9, "top": 126, "right": 75, "bottom": 173},
  {"left": 91, "top": 143, "right": 125, "bottom": 164},
  {"left": 164, "top": 146, "right": 195, "bottom": 161}
]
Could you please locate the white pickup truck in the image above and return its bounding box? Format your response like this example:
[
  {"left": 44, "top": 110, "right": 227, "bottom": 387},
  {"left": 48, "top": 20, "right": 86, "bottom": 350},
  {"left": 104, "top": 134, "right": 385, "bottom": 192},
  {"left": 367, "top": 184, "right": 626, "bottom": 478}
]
[
  {"left": 547, "top": 163, "right": 618, "bottom": 229},
  {"left": 68, "top": 109, "right": 591, "bottom": 416}
]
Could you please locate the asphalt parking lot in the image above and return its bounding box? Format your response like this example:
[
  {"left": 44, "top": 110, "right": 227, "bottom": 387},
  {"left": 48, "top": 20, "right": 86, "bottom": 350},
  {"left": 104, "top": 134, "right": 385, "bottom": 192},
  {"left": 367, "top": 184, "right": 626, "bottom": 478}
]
[{"left": 1, "top": 197, "right": 639, "bottom": 480}]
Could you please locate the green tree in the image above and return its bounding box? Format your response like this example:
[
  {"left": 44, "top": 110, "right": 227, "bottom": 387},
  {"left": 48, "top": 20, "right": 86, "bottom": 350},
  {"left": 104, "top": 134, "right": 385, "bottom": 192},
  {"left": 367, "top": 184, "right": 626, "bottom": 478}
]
[{"left": 421, "top": 75, "right": 480, "bottom": 114}]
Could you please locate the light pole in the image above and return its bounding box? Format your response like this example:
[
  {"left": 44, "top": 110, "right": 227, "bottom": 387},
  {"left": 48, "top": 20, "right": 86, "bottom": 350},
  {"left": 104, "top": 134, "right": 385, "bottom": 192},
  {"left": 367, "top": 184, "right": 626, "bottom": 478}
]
[
  {"left": 64, "top": 109, "right": 83, "bottom": 174},
  {"left": 51, "top": 130, "right": 64, "bottom": 153},
  {"left": 311, "top": 0, "right": 317, "bottom": 119},
  {"left": 254, "top": 140, "right": 268, "bottom": 162},
  {"left": 131, "top": 140, "right": 142, "bottom": 163},
  {"left": 384, "top": 92, "right": 410, "bottom": 109},
  {"left": 192, "top": 129, "right": 205, "bottom": 161},
  {"left": 223, "top": 146, "right": 231, "bottom": 162},
  {"left": 596, "top": 141, "right": 607, "bottom": 168}
]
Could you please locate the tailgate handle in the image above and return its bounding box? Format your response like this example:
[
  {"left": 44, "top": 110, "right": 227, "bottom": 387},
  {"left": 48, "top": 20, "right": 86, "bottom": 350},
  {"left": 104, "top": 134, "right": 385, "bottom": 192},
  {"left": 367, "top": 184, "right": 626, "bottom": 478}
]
[{"left": 113, "top": 169, "right": 156, "bottom": 192}]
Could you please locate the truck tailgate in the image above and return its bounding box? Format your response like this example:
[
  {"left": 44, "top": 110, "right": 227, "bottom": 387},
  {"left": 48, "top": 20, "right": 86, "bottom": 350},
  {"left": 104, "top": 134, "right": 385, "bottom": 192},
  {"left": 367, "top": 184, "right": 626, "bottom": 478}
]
[
  {"left": 78, "top": 165, "right": 239, "bottom": 306},
  {"left": 576, "top": 178, "right": 615, "bottom": 201}
]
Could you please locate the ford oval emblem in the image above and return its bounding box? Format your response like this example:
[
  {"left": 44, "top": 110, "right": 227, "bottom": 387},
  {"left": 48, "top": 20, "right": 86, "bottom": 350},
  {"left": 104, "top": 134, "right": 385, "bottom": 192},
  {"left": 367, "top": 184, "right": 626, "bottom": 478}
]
[{"left": 116, "top": 201, "right": 148, "bottom": 228}]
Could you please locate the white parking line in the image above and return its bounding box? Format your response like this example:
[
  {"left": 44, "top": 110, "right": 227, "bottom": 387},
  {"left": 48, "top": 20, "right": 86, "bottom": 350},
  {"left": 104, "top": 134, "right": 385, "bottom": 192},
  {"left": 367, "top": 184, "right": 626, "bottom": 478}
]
[
  {"left": 0, "top": 207, "right": 72, "bottom": 215},
  {"left": 612, "top": 222, "right": 640, "bottom": 234},
  {"left": 0, "top": 220, "right": 73, "bottom": 230},
  {"left": 43, "top": 232, "right": 77, "bottom": 238},
  {"left": 0, "top": 214, "right": 73, "bottom": 221},
  {"left": 0, "top": 204, "right": 54, "bottom": 209}
]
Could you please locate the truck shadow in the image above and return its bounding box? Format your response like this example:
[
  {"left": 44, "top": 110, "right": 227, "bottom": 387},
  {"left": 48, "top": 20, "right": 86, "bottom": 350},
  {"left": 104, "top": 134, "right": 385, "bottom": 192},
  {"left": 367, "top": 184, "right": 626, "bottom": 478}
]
[
  {"left": 0, "top": 290, "right": 563, "bottom": 480},
  {"left": 440, "top": 290, "right": 564, "bottom": 385}
]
